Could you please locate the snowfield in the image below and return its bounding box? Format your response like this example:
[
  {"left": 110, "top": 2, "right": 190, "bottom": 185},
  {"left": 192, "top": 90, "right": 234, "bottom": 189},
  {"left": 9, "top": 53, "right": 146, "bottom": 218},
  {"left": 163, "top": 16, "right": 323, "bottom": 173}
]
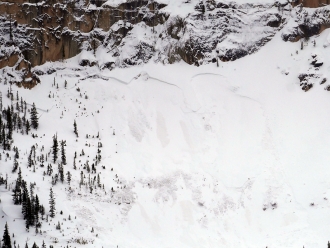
[{"left": 1, "top": 23, "right": 330, "bottom": 248}]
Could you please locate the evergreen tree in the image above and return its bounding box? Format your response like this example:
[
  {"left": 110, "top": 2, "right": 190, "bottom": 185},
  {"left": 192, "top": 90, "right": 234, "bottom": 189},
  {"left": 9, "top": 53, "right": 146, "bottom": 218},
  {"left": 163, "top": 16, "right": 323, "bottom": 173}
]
[
  {"left": 14, "top": 148, "right": 19, "bottom": 159},
  {"left": 25, "top": 120, "right": 30, "bottom": 135},
  {"left": 97, "top": 147, "right": 101, "bottom": 162},
  {"left": 17, "top": 168, "right": 22, "bottom": 186},
  {"left": 328, "top": 241, "right": 330, "bottom": 248},
  {"left": 52, "top": 135, "right": 58, "bottom": 163},
  {"left": 49, "top": 188, "right": 55, "bottom": 218},
  {"left": 12, "top": 112, "right": 17, "bottom": 130},
  {"left": 35, "top": 194, "right": 40, "bottom": 225},
  {"left": 12, "top": 179, "right": 21, "bottom": 205},
  {"left": 40, "top": 154, "right": 44, "bottom": 167},
  {"left": 20, "top": 97, "right": 23, "bottom": 113},
  {"left": 24, "top": 101, "right": 27, "bottom": 116},
  {"left": 67, "top": 171, "right": 71, "bottom": 185},
  {"left": 40, "top": 205, "right": 45, "bottom": 220},
  {"left": 97, "top": 174, "right": 100, "bottom": 187},
  {"left": 0, "top": 116, "right": 2, "bottom": 144},
  {"left": 12, "top": 157, "right": 18, "bottom": 173},
  {"left": 25, "top": 197, "right": 32, "bottom": 228},
  {"left": 41, "top": 241, "right": 46, "bottom": 248},
  {"left": 2, "top": 222, "right": 11, "bottom": 248},
  {"left": 17, "top": 115, "right": 22, "bottom": 131},
  {"left": 73, "top": 157, "right": 76, "bottom": 170},
  {"left": 31, "top": 242, "right": 38, "bottom": 248},
  {"left": 60, "top": 140, "right": 66, "bottom": 165},
  {"left": 6, "top": 106, "right": 12, "bottom": 140},
  {"left": 1, "top": 128, "right": 5, "bottom": 150},
  {"left": 73, "top": 120, "right": 78, "bottom": 137},
  {"left": 58, "top": 164, "right": 64, "bottom": 183},
  {"left": 21, "top": 181, "right": 29, "bottom": 219},
  {"left": 30, "top": 103, "right": 38, "bottom": 130},
  {"left": 28, "top": 153, "right": 33, "bottom": 168}
]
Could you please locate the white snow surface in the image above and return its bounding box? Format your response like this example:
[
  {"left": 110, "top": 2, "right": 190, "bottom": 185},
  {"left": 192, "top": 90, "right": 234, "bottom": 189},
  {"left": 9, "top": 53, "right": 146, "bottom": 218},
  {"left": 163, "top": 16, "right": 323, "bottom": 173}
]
[
  {"left": 1, "top": 25, "right": 330, "bottom": 248},
  {"left": 104, "top": 0, "right": 282, "bottom": 17}
]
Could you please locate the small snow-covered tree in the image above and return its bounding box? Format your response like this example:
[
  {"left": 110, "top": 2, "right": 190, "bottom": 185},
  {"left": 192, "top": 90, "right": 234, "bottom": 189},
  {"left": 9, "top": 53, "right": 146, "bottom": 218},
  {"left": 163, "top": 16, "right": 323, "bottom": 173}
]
[
  {"left": 30, "top": 103, "right": 38, "bottom": 130},
  {"left": 73, "top": 120, "right": 78, "bottom": 137},
  {"left": 31, "top": 242, "right": 38, "bottom": 248},
  {"left": 52, "top": 135, "right": 58, "bottom": 163},
  {"left": 2, "top": 222, "right": 12, "bottom": 248},
  {"left": 25, "top": 120, "right": 30, "bottom": 135},
  {"left": 49, "top": 188, "right": 55, "bottom": 218},
  {"left": 58, "top": 164, "right": 64, "bottom": 183},
  {"left": 60, "top": 140, "right": 66, "bottom": 165},
  {"left": 67, "top": 171, "right": 71, "bottom": 185}
]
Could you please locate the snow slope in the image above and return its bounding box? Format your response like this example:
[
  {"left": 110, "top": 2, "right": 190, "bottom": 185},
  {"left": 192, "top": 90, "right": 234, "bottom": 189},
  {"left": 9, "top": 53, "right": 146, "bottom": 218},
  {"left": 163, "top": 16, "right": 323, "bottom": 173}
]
[{"left": 1, "top": 22, "right": 330, "bottom": 248}]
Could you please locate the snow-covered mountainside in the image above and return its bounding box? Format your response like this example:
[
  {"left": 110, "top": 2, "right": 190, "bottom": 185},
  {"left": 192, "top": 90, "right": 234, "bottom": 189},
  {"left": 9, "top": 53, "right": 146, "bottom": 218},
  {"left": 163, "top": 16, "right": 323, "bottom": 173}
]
[
  {"left": 0, "top": 0, "right": 330, "bottom": 84},
  {"left": 1, "top": 0, "right": 330, "bottom": 248}
]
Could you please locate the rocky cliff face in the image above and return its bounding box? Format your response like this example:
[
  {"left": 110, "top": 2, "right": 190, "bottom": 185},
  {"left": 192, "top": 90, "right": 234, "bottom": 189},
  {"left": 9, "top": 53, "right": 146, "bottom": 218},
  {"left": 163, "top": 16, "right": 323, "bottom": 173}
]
[
  {"left": 0, "top": 0, "right": 329, "bottom": 86},
  {"left": 294, "top": 0, "right": 330, "bottom": 8}
]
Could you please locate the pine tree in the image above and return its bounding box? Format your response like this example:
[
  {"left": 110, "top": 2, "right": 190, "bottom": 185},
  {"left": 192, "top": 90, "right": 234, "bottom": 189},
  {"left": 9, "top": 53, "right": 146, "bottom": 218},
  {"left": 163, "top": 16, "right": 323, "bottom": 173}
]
[
  {"left": 1, "top": 128, "right": 5, "bottom": 150},
  {"left": 35, "top": 194, "right": 40, "bottom": 225},
  {"left": 58, "top": 164, "right": 64, "bottom": 183},
  {"left": 21, "top": 181, "right": 29, "bottom": 218},
  {"left": 25, "top": 120, "right": 30, "bottom": 135},
  {"left": 97, "top": 174, "right": 100, "bottom": 187},
  {"left": 73, "top": 157, "right": 76, "bottom": 170},
  {"left": 25, "top": 196, "right": 32, "bottom": 228},
  {"left": 52, "top": 135, "right": 58, "bottom": 163},
  {"left": 2, "top": 222, "right": 12, "bottom": 248},
  {"left": 49, "top": 188, "right": 55, "bottom": 218},
  {"left": 12, "top": 157, "right": 18, "bottom": 173},
  {"left": 12, "top": 170, "right": 22, "bottom": 205},
  {"left": 0, "top": 116, "right": 2, "bottom": 143},
  {"left": 41, "top": 241, "right": 46, "bottom": 248},
  {"left": 12, "top": 180, "right": 21, "bottom": 205},
  {"left": 67, "top": 171, "right": 71, "bottom": 185},
  {"left": 30, "top": 103, "right": 39, "bottom": 130},
  {"left": 73, "top": 120, "right": 78, "bottom": 137},
  {"left": 60, "top": 140, "right": 66, "bottom": 165},
  {"left": 17, "top": 168, "right": 22, "bottom": 187},
  {"left": 6, "top": 107, "right": 13, "bottom": 140},
  {"left": 31, "top": 242, "right": 38, "bottom": 248},
  {"left": 20, "top": 97, "right": 23, "bottom": 113},
  {"left": 28, "top": 153, "right": 33, "bottom": 168},
  {"left": 24, "top": 101, "right": 27, "bottom": 116},
  {"left": 14, "top": 148, "right": 19, "bottom": 159},
  {"left": 328, "top": 241, "right": 330, "bottom": 248},
  {"left": 40, "top": 205, "right": 45, "bottom": 220},
  {"left": 40, "top": 154, "right": 44, "bottom": 167}
]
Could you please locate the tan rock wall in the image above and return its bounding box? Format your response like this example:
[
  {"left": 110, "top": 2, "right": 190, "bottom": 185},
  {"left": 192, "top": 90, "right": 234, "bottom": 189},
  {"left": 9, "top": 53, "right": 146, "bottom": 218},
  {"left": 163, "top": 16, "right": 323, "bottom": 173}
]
[{"left": 293, "top": 0, "right": 330, "bottom": 7}]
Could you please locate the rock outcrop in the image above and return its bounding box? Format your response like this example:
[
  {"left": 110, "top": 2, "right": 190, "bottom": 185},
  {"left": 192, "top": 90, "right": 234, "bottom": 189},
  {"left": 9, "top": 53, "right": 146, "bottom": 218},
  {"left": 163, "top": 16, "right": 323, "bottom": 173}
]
[
  {"left": 0, "top": 0, "right": 329, "bottom": 85},
  {"left": 293, "top": 0, "right": 330, "bottom": 8}
]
